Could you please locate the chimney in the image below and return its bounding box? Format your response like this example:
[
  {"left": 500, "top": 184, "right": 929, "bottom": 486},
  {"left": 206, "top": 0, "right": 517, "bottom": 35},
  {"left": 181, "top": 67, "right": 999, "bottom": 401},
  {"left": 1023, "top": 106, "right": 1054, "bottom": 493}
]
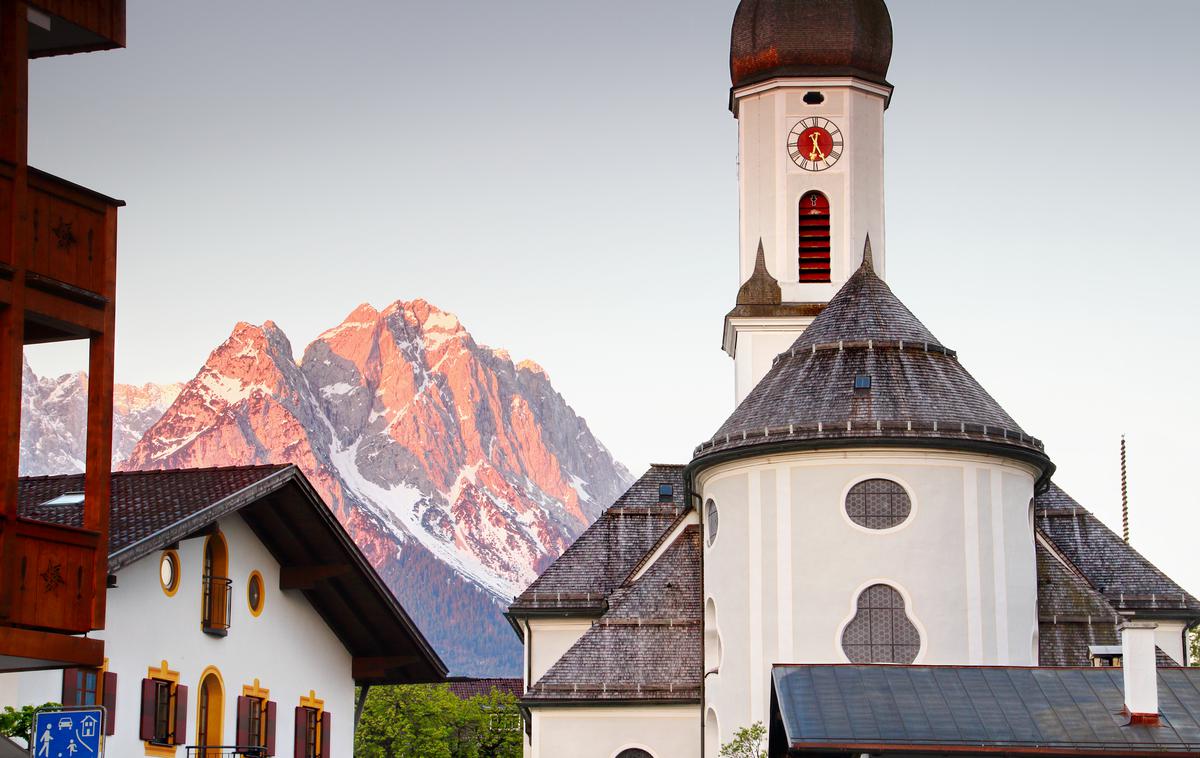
[{"left": 1120, "top": 620, "right": 1159, "bottom": 724}]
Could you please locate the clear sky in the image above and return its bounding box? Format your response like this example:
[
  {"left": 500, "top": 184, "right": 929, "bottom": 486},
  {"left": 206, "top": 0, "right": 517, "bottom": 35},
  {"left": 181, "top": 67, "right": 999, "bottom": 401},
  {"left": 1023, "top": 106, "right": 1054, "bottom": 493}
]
[{"left": 25, "top": 1, "right": 1200, "bottom": 597}]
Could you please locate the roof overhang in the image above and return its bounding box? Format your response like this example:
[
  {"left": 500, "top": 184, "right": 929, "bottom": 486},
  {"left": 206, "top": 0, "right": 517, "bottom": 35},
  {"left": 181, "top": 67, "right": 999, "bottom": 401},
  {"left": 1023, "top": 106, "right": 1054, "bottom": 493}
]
[
  {"left": 730, "top": 75, "right": 894, "bottom": 117},
  {"left": 27, "top": 1, "right": 125, "bottom": 58}
]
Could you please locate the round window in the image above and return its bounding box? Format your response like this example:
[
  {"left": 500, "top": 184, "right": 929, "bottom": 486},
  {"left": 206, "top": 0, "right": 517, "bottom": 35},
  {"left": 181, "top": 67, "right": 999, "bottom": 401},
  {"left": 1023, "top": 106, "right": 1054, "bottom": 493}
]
[
  {"left": 705, "top": 499, "right": 719, "bottom": 546},
  {"left": 845, "top": 478, "right": 911, "bottom": 530},
  {"left": 159, "top": 551, "right": 180, "bottom": 596},
  {"left": 247, "top": 571, "right": 265, "bottom": 617}
]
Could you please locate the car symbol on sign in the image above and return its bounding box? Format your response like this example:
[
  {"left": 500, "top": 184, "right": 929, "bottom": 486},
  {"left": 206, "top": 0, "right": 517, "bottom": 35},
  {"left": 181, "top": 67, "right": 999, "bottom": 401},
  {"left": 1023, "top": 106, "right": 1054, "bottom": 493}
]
[{"left": 58, "top": 717, "right": 72, "bottom": 729}]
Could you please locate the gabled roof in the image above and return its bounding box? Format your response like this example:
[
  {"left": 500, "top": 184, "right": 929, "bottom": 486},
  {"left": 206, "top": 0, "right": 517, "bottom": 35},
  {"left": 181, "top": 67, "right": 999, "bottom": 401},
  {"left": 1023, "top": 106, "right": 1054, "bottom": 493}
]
[
  {"left": 695, "top": 244, "right": 1052, "bottom": 483},
  {"left": 1036, "top": 483, "right": 1200, "bottom": 618},
  {"left": 18, "top": 465, "right": 447, "bottom": 684},
  {"left": 771, "top": 664, "right": 1200, "bottom": 755},
  {"left": 508, "top": 465, "right": 687, "bottom": 617},
  {"left": 523, "top": 526, "right": 701, "bottom": 704},
  {"left": 1036, "top": 538, "right": 1121, "bottom": 667}
]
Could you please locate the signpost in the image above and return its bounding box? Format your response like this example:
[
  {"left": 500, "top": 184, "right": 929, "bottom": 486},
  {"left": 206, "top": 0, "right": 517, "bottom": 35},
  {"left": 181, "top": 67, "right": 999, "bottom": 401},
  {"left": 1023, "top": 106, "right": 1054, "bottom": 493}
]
[{"left": 30, "top": 707, "right": 104, "bottom": 758}]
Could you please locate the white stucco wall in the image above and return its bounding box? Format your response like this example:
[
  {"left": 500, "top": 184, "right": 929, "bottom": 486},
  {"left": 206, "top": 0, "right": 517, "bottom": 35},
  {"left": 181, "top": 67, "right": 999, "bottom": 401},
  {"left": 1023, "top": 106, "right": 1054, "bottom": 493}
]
[
  {"left": 700, "top": 448, "right": 1039, "bottom": 746},
  {"left": 0, "top": 514, "right": 355, "bottom": 756},
  {"left": 1155, "top": 620, "right": 1187, "bottom": 665},
  {"left": 529, "top": 705, "right": 699, "bottom": 758},
  {"left": 525, "top": 618, "right": 593, "bottom": 688}
]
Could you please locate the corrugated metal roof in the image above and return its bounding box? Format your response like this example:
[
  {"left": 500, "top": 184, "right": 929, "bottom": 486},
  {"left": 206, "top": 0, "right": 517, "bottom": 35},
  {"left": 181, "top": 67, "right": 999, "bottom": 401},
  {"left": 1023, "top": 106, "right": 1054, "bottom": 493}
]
[{"left": 772, "top": 664, "right": 1200, "bottom": 753}]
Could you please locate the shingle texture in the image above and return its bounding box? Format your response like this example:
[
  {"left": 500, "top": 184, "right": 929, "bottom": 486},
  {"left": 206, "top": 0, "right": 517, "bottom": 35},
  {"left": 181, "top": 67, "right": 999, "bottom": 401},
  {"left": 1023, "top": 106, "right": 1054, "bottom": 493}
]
[
  {"left": 731, "top": 0, "right": 893, "bottom": 88},
  {"left": 772, "top": 665, "right": 1200, "bottom": 753},
  {"left": 509, "top": 465, "right": 686, "bottom": 613},
  {"left": 524, "top": 526, "right": 701, "bottom": 703},
  {"left": 1036, "top": 483, "right": 1200, "bottom": 616},
  {"left": 446, "top": 678, "right": 523, "bottom": 700},
  {"left": 697, "top": 252, "right": 1049, "bottom": 468},
  {"left": 18, "top": 465, "right": 290, "bottom": 557},
  {"left": 1036, "top": 540, "right": 1121, "bottom": 667}
]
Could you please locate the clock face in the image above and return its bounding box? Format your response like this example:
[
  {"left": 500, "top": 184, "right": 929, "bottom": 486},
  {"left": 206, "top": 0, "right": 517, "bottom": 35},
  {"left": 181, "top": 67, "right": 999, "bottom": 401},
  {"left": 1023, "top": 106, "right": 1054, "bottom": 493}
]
[{"left": 788, "top": 117, "right": 844, "bottom": 171}]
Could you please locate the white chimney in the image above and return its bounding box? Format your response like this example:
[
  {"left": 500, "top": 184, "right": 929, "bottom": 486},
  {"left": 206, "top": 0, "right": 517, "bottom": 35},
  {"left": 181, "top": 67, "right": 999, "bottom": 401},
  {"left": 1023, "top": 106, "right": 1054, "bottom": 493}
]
[{"left": 1120, "top": 620, "right": 1159, "bottom": 723}]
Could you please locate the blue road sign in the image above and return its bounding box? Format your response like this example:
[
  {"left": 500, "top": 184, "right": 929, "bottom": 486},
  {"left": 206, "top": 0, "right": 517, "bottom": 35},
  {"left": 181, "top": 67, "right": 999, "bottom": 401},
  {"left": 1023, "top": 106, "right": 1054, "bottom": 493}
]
[{"left": 31, "top": 708, "right": 104, "bottom": 758}]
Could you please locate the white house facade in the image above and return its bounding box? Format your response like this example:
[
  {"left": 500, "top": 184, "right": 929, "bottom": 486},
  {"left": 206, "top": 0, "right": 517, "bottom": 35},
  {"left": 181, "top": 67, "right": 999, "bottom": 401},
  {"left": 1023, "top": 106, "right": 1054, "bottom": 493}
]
[{"left": 1, "top": 464, "right": 445, "bottom": 757}]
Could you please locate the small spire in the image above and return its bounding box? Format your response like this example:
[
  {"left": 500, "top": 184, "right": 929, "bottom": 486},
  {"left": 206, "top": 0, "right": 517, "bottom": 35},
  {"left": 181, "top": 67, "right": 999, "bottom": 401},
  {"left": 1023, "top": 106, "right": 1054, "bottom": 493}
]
[
  {"left": 860, "top": 235, "right": 875, "bottom": 272},
  {"left": 736, "top": 239, "right": 781, "bottom": 306}
]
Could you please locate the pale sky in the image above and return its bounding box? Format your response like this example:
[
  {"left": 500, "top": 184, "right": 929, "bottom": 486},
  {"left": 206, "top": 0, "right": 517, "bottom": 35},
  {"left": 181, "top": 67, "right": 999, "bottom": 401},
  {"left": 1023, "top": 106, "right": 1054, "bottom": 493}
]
[{"left": 25, "top": 1, "right": 1200, "bottom": 596}]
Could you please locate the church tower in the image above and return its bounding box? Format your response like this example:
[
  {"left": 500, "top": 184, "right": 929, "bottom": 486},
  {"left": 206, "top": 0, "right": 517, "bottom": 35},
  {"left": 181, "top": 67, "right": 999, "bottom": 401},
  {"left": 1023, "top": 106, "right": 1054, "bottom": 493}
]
[{"left": 724, "top": 0, "right": 894, "bottom": 403}]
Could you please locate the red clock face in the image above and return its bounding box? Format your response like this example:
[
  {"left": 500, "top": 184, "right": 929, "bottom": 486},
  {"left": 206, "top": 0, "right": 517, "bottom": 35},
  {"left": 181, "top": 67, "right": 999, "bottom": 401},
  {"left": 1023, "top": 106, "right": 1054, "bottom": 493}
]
[{"left": 788, "top": 117, "right": 844, "bottom": 171}]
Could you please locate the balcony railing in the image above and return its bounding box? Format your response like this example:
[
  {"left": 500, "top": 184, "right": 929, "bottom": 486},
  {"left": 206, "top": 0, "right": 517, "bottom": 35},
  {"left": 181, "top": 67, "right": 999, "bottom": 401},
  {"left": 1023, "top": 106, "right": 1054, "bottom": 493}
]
[
  {"left": 185, "top": 747, "right": 267, "bottom": 758},
  {"left": 201, "top": 575, "right": 232, "bottom": 636}
]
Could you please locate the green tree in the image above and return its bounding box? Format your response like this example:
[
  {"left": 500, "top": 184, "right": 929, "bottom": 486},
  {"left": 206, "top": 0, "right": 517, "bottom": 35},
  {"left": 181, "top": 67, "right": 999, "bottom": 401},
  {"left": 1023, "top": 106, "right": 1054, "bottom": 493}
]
[
  {"left": 355, "top": 684, "right": 522, "bottom": 758},
  {"left": 0, "top": 703, "right": 59, "bottom": 745},
  {"left": 1189, "top": 624, "right": 1198, "bottom": 666},
  {"left": 720, "top": 721, "right": 766, "bottom": 758}
]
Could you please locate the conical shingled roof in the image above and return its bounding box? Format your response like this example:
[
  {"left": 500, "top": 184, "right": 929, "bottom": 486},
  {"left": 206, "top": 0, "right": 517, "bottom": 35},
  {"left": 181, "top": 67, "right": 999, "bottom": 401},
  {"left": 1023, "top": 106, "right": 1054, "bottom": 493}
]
[{"left": 694, "top": 241, "right": 1052, "bottom": 481}]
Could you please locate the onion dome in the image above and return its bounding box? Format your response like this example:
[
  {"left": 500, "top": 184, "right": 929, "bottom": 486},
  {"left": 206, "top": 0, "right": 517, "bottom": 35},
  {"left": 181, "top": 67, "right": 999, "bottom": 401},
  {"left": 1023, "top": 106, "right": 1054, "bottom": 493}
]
[
  {"left": 693, "top": 239, "right": 1053, "bottom": 485},
  {"left": 730, "top": 0, "right": 893, "bottom": 89}
]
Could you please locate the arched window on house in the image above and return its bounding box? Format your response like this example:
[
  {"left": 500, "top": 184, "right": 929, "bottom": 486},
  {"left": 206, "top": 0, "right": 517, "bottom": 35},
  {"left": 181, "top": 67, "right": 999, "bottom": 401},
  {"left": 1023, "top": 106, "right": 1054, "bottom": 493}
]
[
  {"left": 841, "top": 584, "right": 920, "bottom": 664},
  {"left": 798, "top": 191, "right": 831, "bottom": 282},
  {"left": 202, "top": 533, "right": 231, "bottom": 635},
  {"left": 616, "top": 750, "right": 654, "bottom": 758}
]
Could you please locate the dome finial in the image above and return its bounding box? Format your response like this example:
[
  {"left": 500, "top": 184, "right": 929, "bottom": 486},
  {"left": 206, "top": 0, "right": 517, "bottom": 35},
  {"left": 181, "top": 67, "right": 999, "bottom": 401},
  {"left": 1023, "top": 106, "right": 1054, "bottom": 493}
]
[{"left": 860, "top": 234, "right": 874, "bottom": 272}]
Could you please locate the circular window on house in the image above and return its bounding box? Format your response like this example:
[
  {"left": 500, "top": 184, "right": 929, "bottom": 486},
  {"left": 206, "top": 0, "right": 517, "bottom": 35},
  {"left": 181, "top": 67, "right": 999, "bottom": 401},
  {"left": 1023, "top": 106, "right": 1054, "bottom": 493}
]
[
  {"left": 159, "top": 551, "right": 180, "bottom": 596},
  {"left": 845, "top": 478, "right": 912, "bottom": 530},
  {"left": 247, "top": 571, "right": 265, "bottom": 617},
  {"left": 706, "top": 499, "right": 719, "bottom": 546}
]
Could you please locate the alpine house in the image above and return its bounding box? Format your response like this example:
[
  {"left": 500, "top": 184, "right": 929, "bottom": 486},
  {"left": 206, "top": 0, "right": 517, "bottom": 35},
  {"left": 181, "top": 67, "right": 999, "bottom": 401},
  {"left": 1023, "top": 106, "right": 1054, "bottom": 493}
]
[{"left": 506, "top": 1, "right": 1200, "bottom": 757}]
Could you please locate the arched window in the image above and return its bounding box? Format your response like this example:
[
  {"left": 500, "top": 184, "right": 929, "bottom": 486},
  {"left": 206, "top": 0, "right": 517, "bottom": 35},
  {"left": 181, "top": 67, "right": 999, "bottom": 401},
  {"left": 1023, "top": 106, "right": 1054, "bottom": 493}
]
[
  {"left": 616, "top": 750, "right": 654, "bottom": 758},
  {"left": 196, "top": 668, "right": 225, "bottom": 755},
  {"left": 841, "top": 584, "right": 920, "bottom": 664},
  {"left": 202, "top": 533, "right": 232, "bottom": 635},
  {"left": 798, "top": 191, "right": 831, "bottom": 282},
  {"left": 845, "top": 479, "right": 911, "bottom": 530},
  {"left": 704, "top": 598, "right": 722, "bottom": 673}
]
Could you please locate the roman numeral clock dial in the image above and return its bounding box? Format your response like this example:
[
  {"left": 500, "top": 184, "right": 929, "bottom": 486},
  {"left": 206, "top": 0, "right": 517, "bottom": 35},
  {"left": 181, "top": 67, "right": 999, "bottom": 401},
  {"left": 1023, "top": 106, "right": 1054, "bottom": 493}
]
[{"left": 788, "top": 117, "right": 844, "bottom": 171}]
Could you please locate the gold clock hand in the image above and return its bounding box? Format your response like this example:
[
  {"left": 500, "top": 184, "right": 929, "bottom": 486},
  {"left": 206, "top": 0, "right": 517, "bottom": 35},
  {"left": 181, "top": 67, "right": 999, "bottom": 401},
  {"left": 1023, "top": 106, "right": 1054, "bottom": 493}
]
[{"left": 808, "top": 132, "right": 825, "bottom": 161}]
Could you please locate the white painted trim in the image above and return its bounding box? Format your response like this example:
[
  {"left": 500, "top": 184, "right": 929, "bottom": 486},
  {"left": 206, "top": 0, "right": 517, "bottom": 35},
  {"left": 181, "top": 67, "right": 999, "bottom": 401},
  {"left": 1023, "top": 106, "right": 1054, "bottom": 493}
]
[
  {"left": 834, "top": 578, "right": 928, "bottom": 664},
  {"left": 630, "top": 510, "right": 699, "bottom": 583},
  {"left": 611, "top": 743, "right": 658, "bottom": 758},
  {"left": 776, "top": 467, "right": 794, "bottom": 660},
  {"left": 990, "top": 472, "right": 1010, "bottom": 664},
  {"left": 837, "top": 473, "right": 918, "bottom": 535},
  {"left": 732, "top": 77, "right": 893, "bottom": 110},
  {"left": 697, "top": 448, "right": 1040, "bottom": 490},
  {"left": 748, "top": 473, "right": 763, "bottom": 716},
  {"left": 963, "top": 465, "right": 983, "bottom": 664}
]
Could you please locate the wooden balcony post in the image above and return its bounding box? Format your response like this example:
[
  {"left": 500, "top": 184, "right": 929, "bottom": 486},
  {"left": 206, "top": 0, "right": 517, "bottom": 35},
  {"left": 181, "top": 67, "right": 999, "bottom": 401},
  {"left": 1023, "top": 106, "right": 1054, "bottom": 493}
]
[
  {"left": 0, "top": 0, "right": 29, "bottom": 622},
  {"left": 85, "top": 203, "right": 117, "bottom": 627}
]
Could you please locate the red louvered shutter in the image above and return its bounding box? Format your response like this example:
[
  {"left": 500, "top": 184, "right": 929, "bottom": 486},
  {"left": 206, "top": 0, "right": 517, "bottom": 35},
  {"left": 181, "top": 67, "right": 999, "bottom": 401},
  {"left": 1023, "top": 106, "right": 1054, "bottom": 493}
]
[
  {"left": 62, "top": 668, "right": 79, "bottom": 706},
  {"left": 102, "top": 672, "right": 118, "bottom": 736},
  {"left": 236, "top": 695, "right": 250, "bottom": 746},
  {"left": 294, "top": 707, "right": 306, "bottom": 758},
  {"left": 264, "top": 701, "right": 277, "bottom": 756},
  {"left": 798, "top": 190, "right": 832, "bottom": 282},
  {"left": 139, "top": 679, "right": 157, "bottom": 741},
  {"left": 173, "top": 684, "right": 189, "bottom": 745},
  {"left": 319, "top": 711, "right": 330, "bottom": 758}
]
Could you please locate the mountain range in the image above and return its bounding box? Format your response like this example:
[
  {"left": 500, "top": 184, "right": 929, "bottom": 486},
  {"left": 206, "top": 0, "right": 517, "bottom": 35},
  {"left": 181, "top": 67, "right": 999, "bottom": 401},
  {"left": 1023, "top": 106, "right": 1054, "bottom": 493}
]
[{"left": 20, "top": 300, "right": 632, "bottom": 674}]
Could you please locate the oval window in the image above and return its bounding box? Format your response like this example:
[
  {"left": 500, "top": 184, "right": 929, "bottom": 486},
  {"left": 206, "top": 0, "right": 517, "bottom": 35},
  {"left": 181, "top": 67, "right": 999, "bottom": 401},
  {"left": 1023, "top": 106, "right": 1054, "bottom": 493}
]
[
  {"left": 247, "top": 571, "right": 265, "bottom": 617},
  {"left": 706, "top": 499, "right": 719, "bottom": 546},
  {"left": 159, "top": 551, "right": 180, "bottom": 596},
  {"left": 845, "top": 478, "right": 911, "bottom": 530}
]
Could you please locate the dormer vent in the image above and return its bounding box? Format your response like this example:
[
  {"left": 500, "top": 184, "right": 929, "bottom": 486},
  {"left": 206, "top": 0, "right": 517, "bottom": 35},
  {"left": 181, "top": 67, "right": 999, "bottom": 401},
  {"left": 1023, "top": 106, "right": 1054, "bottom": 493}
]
[{"left": 41, "top": 492, "right": 85, "bottom": 506}]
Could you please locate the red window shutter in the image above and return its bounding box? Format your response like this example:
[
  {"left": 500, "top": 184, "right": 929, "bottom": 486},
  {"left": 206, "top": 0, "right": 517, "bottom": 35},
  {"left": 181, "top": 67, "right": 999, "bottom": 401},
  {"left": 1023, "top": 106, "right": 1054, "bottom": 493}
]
[
  {"left": 797, "top": 190, "right": 832, "bottom": 282},
  {"left": 319, "top": 711, "right": 330, "bottom": 758},
  {"left": 173, "top": 684, "right": 189, "bottom": 745},
  {"left": 62, "top": 668, "right": 80, "bottom": 706},
  {"left": 264, "top": 700, "right": 277, "bottom": 756},
  {"left": 293, "top": 707, "right": 306, "bottom": 758},
  {"left": 102, "top": 672, "right": 118, "bottom": 736},
  {"left": 139, "top": 679, "right": 157, "bottom": 741},
  {"left": 236, "top": 695, "right": 250, "bottom": 746}
]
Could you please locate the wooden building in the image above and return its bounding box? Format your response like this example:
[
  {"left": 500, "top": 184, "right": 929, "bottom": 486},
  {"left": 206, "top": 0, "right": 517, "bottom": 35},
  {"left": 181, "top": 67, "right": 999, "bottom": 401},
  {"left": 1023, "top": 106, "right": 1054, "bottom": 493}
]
[{"left": 0, "top": 0, "right": 126, "bottom": 672}]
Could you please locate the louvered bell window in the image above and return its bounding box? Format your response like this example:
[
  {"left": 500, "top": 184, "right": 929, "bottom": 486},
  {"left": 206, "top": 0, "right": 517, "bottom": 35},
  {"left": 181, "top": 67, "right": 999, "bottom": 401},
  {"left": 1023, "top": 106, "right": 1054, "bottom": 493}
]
[{"left": 798, "top": 190, "right": 831, "bottom": 282}]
